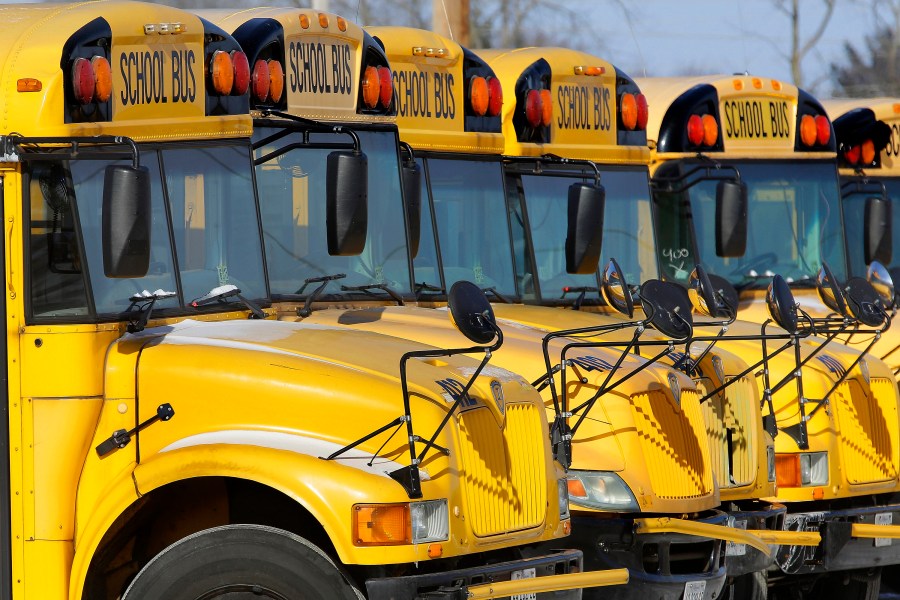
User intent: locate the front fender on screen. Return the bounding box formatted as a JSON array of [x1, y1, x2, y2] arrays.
[[69, 443, 430, 600]]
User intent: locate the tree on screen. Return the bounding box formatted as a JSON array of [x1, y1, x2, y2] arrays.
[[829, 0, 900, 96], [772, 0, 836, 89]]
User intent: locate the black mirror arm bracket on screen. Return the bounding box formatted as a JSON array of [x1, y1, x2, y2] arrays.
[[3, 134, 140, 167], [650, 163, 742, 194]]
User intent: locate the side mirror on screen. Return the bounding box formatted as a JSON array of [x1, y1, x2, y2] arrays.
[[565, 182, 605, 274], [640, 279, 693, 339], [601, 258, 634, 318], [844, 277, 885, 326], [687, 265, 718, 317], [869, 261, 897, 307], [864, 196, 892, 266], [816, 262, 848, 316], [402, 158, 422, 259], [715, 180, 748, 257], [103, 165, 151, 278], [326, 150, 368, 256], [448, 280, 497, 344], [766, 274, 798, 333]]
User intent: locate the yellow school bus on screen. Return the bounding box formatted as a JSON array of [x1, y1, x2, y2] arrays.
[[0, 3, 605, 599], [823, 97, 900, 308], [641, 75, 900, 597], [363, 29, 796, 600], [472, 45, 801, 598], [199, 12, 780, 600]]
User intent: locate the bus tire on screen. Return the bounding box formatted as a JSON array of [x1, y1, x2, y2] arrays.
[[815, 568, 881, 600], [723, 570, 767, 600], [122, 523, 364, 600]]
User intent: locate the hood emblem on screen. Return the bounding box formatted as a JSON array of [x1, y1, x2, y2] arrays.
[[667, 372, 682, 406], [490, 379, 505, 415]]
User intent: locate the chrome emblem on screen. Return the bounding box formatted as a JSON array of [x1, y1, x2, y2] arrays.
[[667, 372, 681, 406], [490, 380, 505, 414]]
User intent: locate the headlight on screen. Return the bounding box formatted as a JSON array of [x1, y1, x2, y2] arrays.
[[567, 470, 639, 511], [410, 499, 449, 544], [775, 452, 828, 487], [558, 478, 570, 520], [353, 499, 449, 546]]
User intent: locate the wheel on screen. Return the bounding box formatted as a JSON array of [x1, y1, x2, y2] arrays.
[[122, 524, 364, 600], [722, 571, 767, 600], [813, 568, 881, 600]]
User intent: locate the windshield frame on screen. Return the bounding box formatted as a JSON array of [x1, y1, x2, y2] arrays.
[[24, 139, 270, 325], [252, 119, 416, 304], [416, 152, 521, 303], [652, 157, 847, 291]]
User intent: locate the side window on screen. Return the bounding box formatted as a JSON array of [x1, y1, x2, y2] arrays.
[[28, 163, 89, 318]]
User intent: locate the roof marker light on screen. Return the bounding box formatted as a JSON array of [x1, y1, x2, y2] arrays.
[[772, 80, 782, 91], [299, 14, 310, 29], [337, 16, 347, 31], [574, 66, 605, 76], [318, 13, 329, 28]]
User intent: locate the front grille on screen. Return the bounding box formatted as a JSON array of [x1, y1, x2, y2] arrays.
[[631, 389, 712, 499], [701, 376, 757, 488], [457, 403, 546, 537], [835, 378, 898, 484]]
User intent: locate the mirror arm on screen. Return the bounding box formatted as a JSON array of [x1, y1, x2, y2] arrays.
[[650, 163, 742, 195], [4, 134, 140, 167], [502, 154, 602, 186], [840, 178, 888, 201]]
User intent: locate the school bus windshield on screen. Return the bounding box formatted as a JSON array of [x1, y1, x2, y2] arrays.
[[842, 178, 900, 277], [28, 143, 265, 321], [654, 160, 847, 289], [254, 126, 411, 297], [419, 157, 518, 297], [518, 167, 658, 302]]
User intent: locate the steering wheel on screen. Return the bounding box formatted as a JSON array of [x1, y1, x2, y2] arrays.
[[730, 252, 777, 277]]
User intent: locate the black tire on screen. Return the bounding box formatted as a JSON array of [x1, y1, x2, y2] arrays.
[[122, 524, 364, 600], [723, 571, 767, 600], [813, 568, 881, 600]]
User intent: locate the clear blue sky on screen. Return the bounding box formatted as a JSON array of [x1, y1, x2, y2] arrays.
[[585, 0, 878, 97]]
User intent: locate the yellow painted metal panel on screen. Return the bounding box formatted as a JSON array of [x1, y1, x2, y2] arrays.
[[835, 379, 897, 484]]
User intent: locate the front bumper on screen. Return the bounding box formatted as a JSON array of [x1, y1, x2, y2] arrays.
[[776, 502, 900, 575], [366, 549, 623, 599], [564, 511, 731, 600], [723, 500, 786, 578]]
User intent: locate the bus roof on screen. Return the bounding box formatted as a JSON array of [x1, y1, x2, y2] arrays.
[[638, 74, 834, 159], [0, 1, 250, 140], [199, 8, 393, 125], [482, 46, 650, 164], [367, 26, 503, 153]]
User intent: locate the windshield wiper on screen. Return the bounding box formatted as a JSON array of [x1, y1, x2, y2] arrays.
[[126, 289, 177, 333], [341, 282, 405, 306], [482, 286, 512, 304], [191, 284, 267, 319], [296, 273, 346, 317], [414, 281, 445, 295], [560, 286, 599, 310]]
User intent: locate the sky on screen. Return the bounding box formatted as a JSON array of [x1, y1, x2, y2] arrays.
[[568, 0, 881, 98]]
